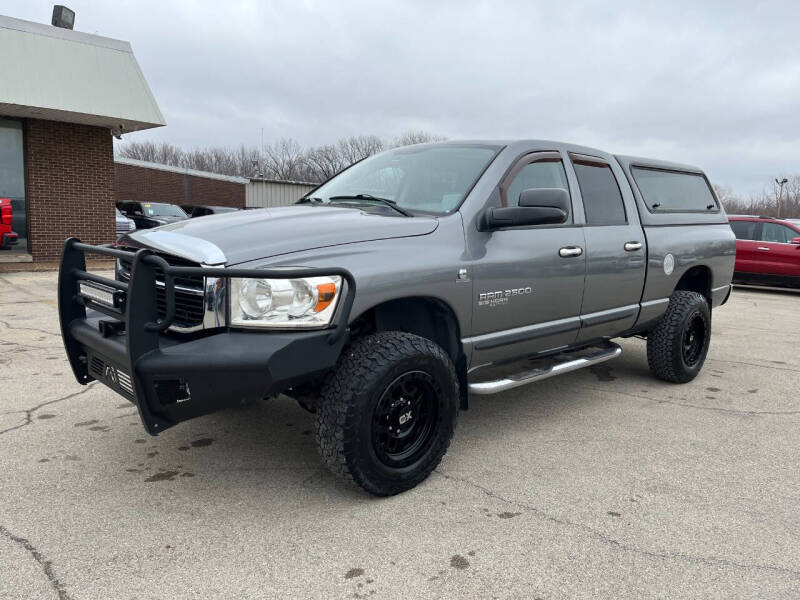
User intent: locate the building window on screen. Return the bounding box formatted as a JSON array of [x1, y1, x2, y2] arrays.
[[0, 119, 27, 253]]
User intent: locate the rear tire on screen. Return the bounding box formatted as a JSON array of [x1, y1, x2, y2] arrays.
[[647, 290, 711, 383], [315, 331, 458, 496]]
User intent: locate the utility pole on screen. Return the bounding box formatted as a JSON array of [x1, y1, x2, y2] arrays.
[[776, 177, 788, 218]]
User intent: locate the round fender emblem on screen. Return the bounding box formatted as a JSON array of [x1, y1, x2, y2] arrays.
[[663, 253, 675, 276]]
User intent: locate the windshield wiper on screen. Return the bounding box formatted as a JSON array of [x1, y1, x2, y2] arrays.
[[328, 194, 412, 216], [296, 196, 324, 204]]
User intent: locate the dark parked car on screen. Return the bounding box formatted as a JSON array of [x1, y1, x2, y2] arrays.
[[116, 202, 188, 229], [180, 205, 239, 218], [729, 215, 800, 288]]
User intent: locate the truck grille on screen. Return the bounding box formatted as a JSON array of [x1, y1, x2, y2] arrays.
[[117, 252, 206, 329]]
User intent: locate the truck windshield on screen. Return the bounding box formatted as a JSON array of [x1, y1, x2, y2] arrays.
[[305, 144, 501, 215], [143, 203, 187, 218]]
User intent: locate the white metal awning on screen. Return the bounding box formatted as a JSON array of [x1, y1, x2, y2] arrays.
[[0, 15, 165, 133]]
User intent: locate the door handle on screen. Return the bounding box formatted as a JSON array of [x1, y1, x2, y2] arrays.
[[559, 246, 583, 258], [757, 246, 771, 251], [624, 241, 642, 251]]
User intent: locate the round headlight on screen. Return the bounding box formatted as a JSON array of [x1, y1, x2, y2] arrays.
[[239, 279, 272, 318], [288, 279, 317, 317]]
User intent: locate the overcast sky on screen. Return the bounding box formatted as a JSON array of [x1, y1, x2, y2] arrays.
[[6, 0, 800, 195]]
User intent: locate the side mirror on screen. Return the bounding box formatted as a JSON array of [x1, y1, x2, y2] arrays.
[[482, 188, 569, 230], [791, 237, 800, 245]]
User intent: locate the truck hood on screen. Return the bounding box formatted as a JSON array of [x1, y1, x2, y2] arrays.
[[121, 205, 439, 265], [145, 215, 187, 226]]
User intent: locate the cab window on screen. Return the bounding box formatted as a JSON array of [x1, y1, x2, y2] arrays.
[[632, 167, 718, 212], [504, 159, 571, 222], [572, 160, 627, 225]]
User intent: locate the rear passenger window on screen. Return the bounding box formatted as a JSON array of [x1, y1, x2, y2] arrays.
[[572, 161, 627, 225], [632, 167, 718, 212], [729, 220, 758, 240]]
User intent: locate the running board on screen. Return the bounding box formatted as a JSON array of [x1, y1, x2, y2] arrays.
[[468, 343, 622, 395]]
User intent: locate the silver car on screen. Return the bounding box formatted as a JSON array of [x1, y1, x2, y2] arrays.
[[115, 208, 136, 239]]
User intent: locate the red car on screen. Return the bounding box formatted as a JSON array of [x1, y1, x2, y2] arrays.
[[729, 215, 800, 288], [0, 198, 18, 249]]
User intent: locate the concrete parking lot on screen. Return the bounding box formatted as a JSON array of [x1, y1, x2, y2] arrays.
[[1, 271, 798, 599]]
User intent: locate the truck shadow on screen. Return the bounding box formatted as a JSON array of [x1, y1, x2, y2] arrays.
[[108, 341, 660, 500], [733, 284, 800, 297]]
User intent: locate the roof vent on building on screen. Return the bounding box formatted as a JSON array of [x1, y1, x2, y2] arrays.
[[51, 5, 75, 29]]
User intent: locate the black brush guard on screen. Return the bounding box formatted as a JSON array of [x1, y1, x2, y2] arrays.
[[58, 238, 356, 435]]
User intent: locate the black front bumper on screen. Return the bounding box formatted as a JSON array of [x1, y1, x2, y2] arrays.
[[58, 239, 355, 435]]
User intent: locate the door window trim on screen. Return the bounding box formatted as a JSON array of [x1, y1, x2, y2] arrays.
[[498, 151, 574, 226]]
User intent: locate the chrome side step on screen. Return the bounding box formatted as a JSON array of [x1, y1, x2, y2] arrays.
[[468, 342, 622, 395]]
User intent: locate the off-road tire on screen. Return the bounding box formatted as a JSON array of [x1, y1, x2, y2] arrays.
[[647, 290, 711, 383], [315, 331, 459, 496]]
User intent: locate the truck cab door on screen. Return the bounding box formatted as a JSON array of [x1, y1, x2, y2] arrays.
[[468, 152, 586, 366], [567, 154, 647, 343]]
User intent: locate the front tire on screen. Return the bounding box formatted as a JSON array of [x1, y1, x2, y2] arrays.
[[647, 290, 711, 383], [315, 331, 459, 496]]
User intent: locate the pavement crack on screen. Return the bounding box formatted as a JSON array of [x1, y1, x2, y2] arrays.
[[0, 319, 61, 338], [580, 386, 800, 416], [0, 524, 73, 600], [434, 471, 800, 579], [0, 384, 95, 436], [707, 358, 800, 374], [0, 339, 58, 352]]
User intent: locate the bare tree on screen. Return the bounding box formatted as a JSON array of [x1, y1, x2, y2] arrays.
[[116, 130, 448, 184], [303, 144, 346, 181], [118, 140, 184, 165], [715, 176, 800, 218], [392, 130, 447, 147], [337, 135, 385, 164], [262, 138, 306, 180]]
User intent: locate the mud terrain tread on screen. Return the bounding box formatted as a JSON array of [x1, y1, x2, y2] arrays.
[[315, 331, 458, 496]]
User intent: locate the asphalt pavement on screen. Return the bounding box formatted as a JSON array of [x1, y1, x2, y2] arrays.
[[1, 271, 798, 599]]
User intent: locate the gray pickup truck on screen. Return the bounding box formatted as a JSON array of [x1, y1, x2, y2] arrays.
[[58, 140, 735, 495]]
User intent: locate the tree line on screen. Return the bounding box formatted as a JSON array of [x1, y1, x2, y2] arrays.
[[116, 131, 445, 184], [715, 178, 800, 218], [118, 135, 799, 218]]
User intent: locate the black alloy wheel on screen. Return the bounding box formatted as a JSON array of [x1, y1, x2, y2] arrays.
[[315, 331, 459, 496], [371, 371, 440, 469]]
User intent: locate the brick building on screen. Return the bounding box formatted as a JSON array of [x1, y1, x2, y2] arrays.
[[113, 157, 316, 211], [115, 158, 248, 209], [0, 14, 164, 265]]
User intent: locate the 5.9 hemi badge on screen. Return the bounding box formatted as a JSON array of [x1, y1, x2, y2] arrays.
[[478, 286, 532, 307]]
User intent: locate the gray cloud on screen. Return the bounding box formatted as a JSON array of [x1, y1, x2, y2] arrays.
[[7, 0, 800, 194]]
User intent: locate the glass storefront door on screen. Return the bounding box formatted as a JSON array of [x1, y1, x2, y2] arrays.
[[0, 119, 27, 253]]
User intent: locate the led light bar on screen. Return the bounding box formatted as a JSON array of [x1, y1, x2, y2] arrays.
[[79, 282, 122, 308]]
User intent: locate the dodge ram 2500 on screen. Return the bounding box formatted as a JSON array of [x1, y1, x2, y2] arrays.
[[59, 140, 735, 495]]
